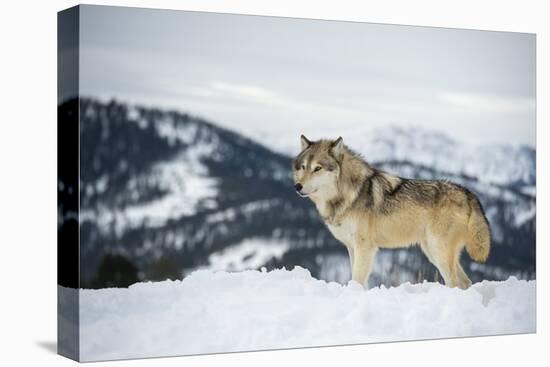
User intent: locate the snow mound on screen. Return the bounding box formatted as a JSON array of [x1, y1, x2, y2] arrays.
[[77, 267, 536, 361]]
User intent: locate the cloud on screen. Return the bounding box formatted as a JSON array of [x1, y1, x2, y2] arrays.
[[440, 92, 535, 114], [190, 81, 290, 107]]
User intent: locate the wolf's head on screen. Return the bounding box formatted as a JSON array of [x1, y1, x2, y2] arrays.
[[292, 135, 344, 199]]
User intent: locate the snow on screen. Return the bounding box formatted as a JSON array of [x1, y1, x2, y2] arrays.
[[155, 116, 199, 145], [74, 267, 536, 361], [207, 238, 290, 271], [359, 126, 535, 186], [514, 205, 536, 227], [120, 150, 218, 227], [204, 200, 282, 225], [521, 186, 536, 197], [80, 145, 219, 235], [81, 107, 226, 234]]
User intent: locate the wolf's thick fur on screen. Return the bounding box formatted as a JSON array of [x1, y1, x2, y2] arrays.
[[293, 135, 491, 289]]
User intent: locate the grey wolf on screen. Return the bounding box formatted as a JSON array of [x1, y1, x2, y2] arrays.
[[293, 135, 491, 289]]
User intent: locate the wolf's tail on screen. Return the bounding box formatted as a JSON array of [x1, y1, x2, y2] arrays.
[[465, 194, 491, 262]]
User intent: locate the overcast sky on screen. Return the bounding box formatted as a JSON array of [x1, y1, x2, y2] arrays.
[[77, 5, 536, 153]]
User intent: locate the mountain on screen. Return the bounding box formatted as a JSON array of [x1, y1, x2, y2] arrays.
[[357, 126, 535, 187], [64, 98, 535, 288]]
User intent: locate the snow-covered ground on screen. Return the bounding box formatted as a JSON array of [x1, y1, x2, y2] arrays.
[[71, 267, 536, 362]]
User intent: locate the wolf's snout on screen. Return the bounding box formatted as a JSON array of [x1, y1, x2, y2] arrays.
[[294, 183, 303, 192]]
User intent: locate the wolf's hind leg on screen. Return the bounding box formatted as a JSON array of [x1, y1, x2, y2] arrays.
[[351, 246, 377, 288], [432, 257, 455, 287], [420, 241, 448, 284], [423, 237, 456, 287], [447, 240, 472, 289], [454, 261, 472, 289]]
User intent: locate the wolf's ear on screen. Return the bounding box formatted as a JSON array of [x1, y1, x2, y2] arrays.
[[300, 134, 312, 150], [331, 137, 344, 158]]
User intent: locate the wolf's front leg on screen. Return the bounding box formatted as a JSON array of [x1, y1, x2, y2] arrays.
[[346, 246, 355, 274], [351, 246, 378, 288]]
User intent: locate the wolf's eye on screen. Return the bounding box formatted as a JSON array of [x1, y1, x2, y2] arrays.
[[313, 166, 322, 172], [301, 165, 305, 170]]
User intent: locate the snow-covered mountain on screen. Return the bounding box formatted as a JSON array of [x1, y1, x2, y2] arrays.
[[65, 98, 535, 288], [355, 126, 535, 187]]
